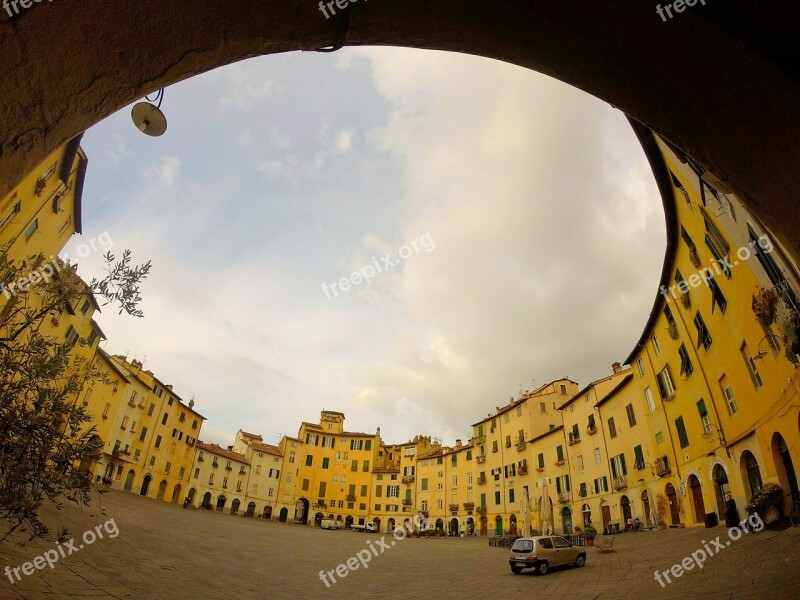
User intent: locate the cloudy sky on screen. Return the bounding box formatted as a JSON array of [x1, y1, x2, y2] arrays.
[[65, 47, 666, 448]]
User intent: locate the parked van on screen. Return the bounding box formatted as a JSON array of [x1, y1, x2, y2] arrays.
[[320, 519, 338, 530]]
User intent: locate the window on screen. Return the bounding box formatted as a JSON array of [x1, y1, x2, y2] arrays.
[[351, 460, 358, 472], [194, 468, 200, 479], [675, 416, 689, 448], [556, 445, 564, 462], [322, 457, 329, 469], [102, 402, 110, 418], [509, 489, 515, 503], [306, 434, 318, 445], [165, 462, 171, 475], [702, 207, 731, 277], [655, 431, 664, 444], [587, 414, 596, 430], [23, 218, 38, 240], [362, 460, 370, 472], [579, 483, 587, 497], [633, 445, 645, 470], [0, 201, 20, 231], [302, 479, 310, 491], [651, 334, 661, 355], [721, 380, 737, 415], [657, 366, 676, 399], [365, 440, 371, 450], [694, 312, 712, 350], [576, 455, 584, 472], [64, 325, 79, 345], [147, 403, 155, 416], [452, 475, 458, 487], [560, 384, 567, 394], [625, 403, 636, 427], [697, 399, 712, 434], [139, 426, 147, 441], [680, 225, 697, 255], [645, 387, 656, 413], [594, 477, 609, 493], [494, 491, 501, 505], [161, 413, 168, 426], [86, 329, 98, 346], [741, 342, 763, 389], [289, 451, 295, 463], [421, 478, 428, 491], [704, 272, 728, 314], [537, 453, 544, 469], [154, 435, 162, 449], [636, 357, 645, 376], [607, 418, 617, 439], [322, 437, 334, 448], [350, 439, 363, 451], [664, 305, 675, 325], [208, 473, 214, 485], [80, 299, 90, 315], [594, 448, 601, 465], [610, 454, 627, 478], [555, 475, 570, 494], [149, 456, 156, 466], [387, 485, 399, 498], [304, 455, 313, 467], [678, 344, 694, 378]]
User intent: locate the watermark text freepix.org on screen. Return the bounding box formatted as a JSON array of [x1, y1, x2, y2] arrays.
[[3, 0, 54, 18], [4, 518, 119, 585], [659, 233, 773, 303], [0, 231, 113, 300], [319, 513, 427, 588], [653, 512, 763, 588], [321, 233, 435, 300], [656, 0, 708, 22], [318, 0, 364, 20]]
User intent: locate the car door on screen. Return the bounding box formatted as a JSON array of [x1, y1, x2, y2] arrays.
[[552, 536, 574, 564], [537, 537, 555, 564]]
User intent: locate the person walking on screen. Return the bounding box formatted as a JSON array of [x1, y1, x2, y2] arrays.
[[725, 494, 739, 527]]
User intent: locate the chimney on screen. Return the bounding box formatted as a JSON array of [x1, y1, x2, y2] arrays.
[[188, 399, 195, 409], [612, 362, 622, 374], [455, 439, 462, 448]]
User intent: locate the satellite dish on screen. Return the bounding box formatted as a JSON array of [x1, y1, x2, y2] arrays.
[[131, 102, 167, 137]]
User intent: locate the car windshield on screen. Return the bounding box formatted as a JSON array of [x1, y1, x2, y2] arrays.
[[511, 539, 534, 553]]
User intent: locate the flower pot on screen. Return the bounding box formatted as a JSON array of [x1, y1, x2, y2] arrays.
[[764, 505, 780, 525], [586, 539, 594, 546]]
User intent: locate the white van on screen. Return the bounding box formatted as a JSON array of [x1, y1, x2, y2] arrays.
[[320, 518, 338, 529]]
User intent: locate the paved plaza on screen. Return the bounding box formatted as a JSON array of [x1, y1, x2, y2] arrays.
[[1, 491, 799, 599]]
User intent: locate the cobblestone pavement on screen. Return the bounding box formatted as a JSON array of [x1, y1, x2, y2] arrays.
[[1, 491, 798, 599]]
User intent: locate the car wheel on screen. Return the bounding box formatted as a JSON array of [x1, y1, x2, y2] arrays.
[[511, 566, 523, 574], [574, 554, 586, 567], [536, 561, 549, 575]]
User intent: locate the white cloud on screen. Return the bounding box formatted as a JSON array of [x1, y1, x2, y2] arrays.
[[142, 155, 181, 188]]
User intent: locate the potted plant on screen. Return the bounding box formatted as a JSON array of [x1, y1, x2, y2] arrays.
[[745, 482, 783, 525], [752, 287, 778, 327], [583, 525, 597, 546], [668, 321, 679, 340]]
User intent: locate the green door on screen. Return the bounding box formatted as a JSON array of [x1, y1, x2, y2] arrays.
[[495, 515, 503, 535]]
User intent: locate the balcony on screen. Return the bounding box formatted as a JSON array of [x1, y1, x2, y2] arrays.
[[586, 425, 597, 436], [402, 499, 412, 506], [518, 465, 528, 475], [474, 434, 486, 445], [476, 455, 486, 464], [477, 475, 487, 485], [568, 434, 581, 446], [449, 503, 459, 512], [463, 502, 475, 512], [614, 476, 627, 490], [476, 505, 487, 516], [239, 469, 246, 475], [127, 399, 136, 408], [554, 459, 565, 467], [211, 461, 219, 468], [655, 457, 671, 477], [111, 448, 120, 457], [347, 494, 356, 502], [536, 466, 545, 473], [505, 440, 512, 448], [516, 441, 526, 452], [402, 475, 415, 484], [314, 501, 327, 509], [225, 464, 233, 471], [558, 492, 570, 503]]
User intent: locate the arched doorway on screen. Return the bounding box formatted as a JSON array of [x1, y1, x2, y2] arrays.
[[600, 501, 611, 533], [202, 491, 212, 508], [314, 512, 324, 526], [665, 484, 680, 525], [294, 498, 309, 524], [508, 514, 517, 536], [263, 506, 272, 519], [279, 507, 289, 522], [216, 495, 227, 512], [171, 484, 182, 503], [466, 517, 475, 535], [450, 518, 459, 535], [641, 491, 652, 527], [712, 465, 730, 521], [102, 462, 114, 485], [480, 516, 488, 536], [140, 474, 152, 497], [246, 502, 256, 517], [740, 451, 763, 497], [435, 518, 444, 531], [494, 515, 503, 536], [771, 433, 799, 515], [620, 495, 632, 525], [157, 480, 167, 500], [345, 515, 354, 529], [187, 488, 196, 505], [123, 470, 135, 492], [561, 506, 573, 533], [582, 504, 592, 527], [373, 517, 381, 531], [387, 518, 396, 532], [688, 475, 705, 524], [231, 499, 241, 515]]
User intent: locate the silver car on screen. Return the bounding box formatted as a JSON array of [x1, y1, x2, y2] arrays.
[[509, 536, 587, 575]]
